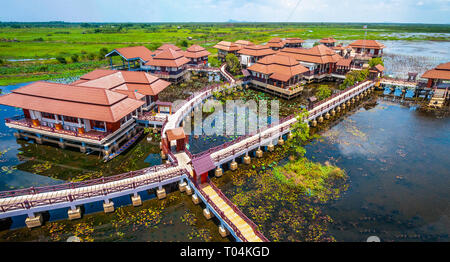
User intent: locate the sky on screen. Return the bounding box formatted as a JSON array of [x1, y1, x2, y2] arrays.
[[0, 0, 449, 24]]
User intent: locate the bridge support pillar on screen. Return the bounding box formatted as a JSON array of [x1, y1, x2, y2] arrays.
[[346, 101, 351, 107], [311, 120, 317, 127], [318, 116, 324, 123], [337, 106, 342, 112], [103, 201, 115, 213], [243, 154, 251, 165], [185, 185, 193, 196], [25, 213, 43, 229], [160, 151, 167, 160], [219, 224, 230, 238], [157, 188, 167, 199], [267, 143, 274, 152], [68, 207, 82, 220], [331, 109, 336, 116], [278, 137, 284, 146], [256, 147, 263, 158], [179, 181, 187, 192], [203, 208, 214, 220], [325, 113, 331, 120], [131, 194, 142, 207], [192, 194, 201, 205], [230, 160, 238, 171], [215, 167, 223, 177]]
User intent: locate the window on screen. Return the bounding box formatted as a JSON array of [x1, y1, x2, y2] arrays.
[[41, 112, 55, 119], [63, 116, 78, 123]]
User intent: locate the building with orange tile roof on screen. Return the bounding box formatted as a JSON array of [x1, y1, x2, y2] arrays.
[[183, 44, 211, 65], [142, 48, 190, 82], [422, 62, 450, 89], [284, 37, 305, 48], [266, 37, 286, 51], [105, 46, 155, 70], [234, 40, 254, 48], [319, 37, 337, 47], [213, 41, 241, 61], [278, 44, 343, 78], [247, 54, 309, 99], [238, 45, 276, 67], [348, 39, 385, 58]]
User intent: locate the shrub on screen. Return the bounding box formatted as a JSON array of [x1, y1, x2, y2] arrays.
[[316, 85, 332, 100], [56, 56, 67, 64], [98, 48, 109, 60], [225, 53, 241, 75], [369, 57, 384, 68], [71, 54, 79, 63]]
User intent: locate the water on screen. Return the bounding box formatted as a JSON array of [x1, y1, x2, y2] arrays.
[[305, 99, 450, 241]]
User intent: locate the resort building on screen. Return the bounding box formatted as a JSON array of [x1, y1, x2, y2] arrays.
[[183, 45, 211, 66], [246, 54, 309, 99], [238, 45, 276, 68], [141, 48, 190, 82], [335, 58, 354, 75], [284, 37, 305, 48], [369, 64, 385, 79], [348, 39, 385, 58], [319, 37, 337, 48], [234, 40, 255, 49], [73, 69, 171, 111], [278, 44, 342, 80], [105, 46, 155, 70], [422, 62, 450, 89], [213, 41, 241, 61], [0, 81, 146, 157], [266, 37, 286, 51]]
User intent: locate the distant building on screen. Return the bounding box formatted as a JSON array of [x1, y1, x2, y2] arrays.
[[142, 48, 190, 83], [234, 40, 255, 49], [319, 37, 337, 48], [183, 45, 211, 65], [105, 46, 155, 70], [266, 37, 286, 51], [213, 41, 241, 61], [422, 62, 450, 89], [278, 44, 342, 80], [247, 54, 309, 99], [284, 37, 305, 48], [238, 45, 275, 68], [348, 39, 385, 58]]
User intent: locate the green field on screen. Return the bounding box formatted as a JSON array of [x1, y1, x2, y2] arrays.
[[0, 22, 449, 85]]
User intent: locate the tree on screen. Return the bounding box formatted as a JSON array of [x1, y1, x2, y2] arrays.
[[285, 109, 310, 158], [369, 57, 384, 68], [180, 40, 188, 47], [208, 56, 220, 68], [98, 47, 109, 60], [71, 54, 79, 63], [0, 58, 3, 65], [316, 85, 332, 100], [56, 56, 67, 64], [225, 53, 241, 75]]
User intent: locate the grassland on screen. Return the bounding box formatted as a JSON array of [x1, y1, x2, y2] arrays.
[[0, 22, 449, 85]]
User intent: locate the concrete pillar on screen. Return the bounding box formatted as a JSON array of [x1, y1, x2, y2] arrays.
[[346, 101, 351, 107], [318, 116, 324, 123], [219, 225, 230, 238], [243, 154, 251, 165], [192, 194, 201, 205], [203, 208, 214, 220], [103, 201, 115, 213], [179, 181, 187, 192], [215, 167, 223, 177], [325, 113, 331, 120], [156, 188, 167, 199], [230, 160, 238, 171], [160, 151, 167, 160], [25, 213, 43, 228], [331, 109, 336, 116], [35, 137, 43, 144], [185, 185, 193, 196], [267, 143, 274, 152], [278, 137, 284, 145], [311, 120, 317, 127], [131, 194, 142, 207], [256, 147, 263, 158], [68, 207, 82, 220]]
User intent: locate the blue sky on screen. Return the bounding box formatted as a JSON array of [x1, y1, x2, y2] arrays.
[[1, 0, 449, 24]]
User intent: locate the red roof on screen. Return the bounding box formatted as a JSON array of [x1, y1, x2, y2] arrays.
[[213, 41, 241, 52], [422, 62, 450, 80], [166, 127, 186, 141], [278, 45, 342, 64], [106, 46, 155, 62], [319, 37, 337, 44], [192, 154, 216, 175], [349, 40, 385, 49], [235, 40, 254, 48], [145, 49, 190, 68], [0, 82, 144, 122], [247, 54, 309, 82], [183, 44, 211, 59], [238, 45, 276, 57], [284, 37, 305, 44], [266, 37, 286, 48], [76, 70, 171, 96], [336, 58, 353, 67], [157, 44, 182, 52]]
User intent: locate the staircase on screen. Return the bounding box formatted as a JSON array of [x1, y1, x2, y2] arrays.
[[429, 88, 448, 108]]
